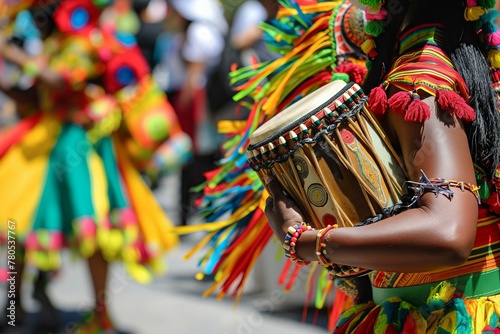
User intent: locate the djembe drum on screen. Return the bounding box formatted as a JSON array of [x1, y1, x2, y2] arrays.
[[247, 80, 407, 277]]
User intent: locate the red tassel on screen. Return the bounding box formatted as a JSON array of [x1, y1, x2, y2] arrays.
[[335, 62, 368, 85], [388, 91, 412, 115], [484, 168, 500, 215], [405, 95, 431, 122], [436, 89, 475, 122], [368, 85, 388, 116], [483, 190, 500, 215], [328, 288, 349, 331]]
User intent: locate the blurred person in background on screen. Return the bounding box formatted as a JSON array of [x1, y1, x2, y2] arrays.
[[0, 0, 185, 332], [158, 0, 228, 225], [230, 0, 279, 66], [132, 0, 168, 71]]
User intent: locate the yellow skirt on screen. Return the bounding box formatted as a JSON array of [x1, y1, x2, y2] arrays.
[[0, 114, 178, 283]]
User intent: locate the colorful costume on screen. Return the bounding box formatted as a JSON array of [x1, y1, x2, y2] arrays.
[[0, 0, 191, 283], [331, 0, 500, 330], [179, 0, 367, 315], [184, 0, 500, 333]]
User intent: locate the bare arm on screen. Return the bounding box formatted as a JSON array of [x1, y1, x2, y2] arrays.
[[1, 43, 65, 90], [265, 92, 478, 273]]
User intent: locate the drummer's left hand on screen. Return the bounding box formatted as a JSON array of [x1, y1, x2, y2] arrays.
[[264, 175, 306, 243]]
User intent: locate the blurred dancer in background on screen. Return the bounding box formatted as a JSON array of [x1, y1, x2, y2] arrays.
[[132, 0, 168, 71], [0, 0, 187, 332]]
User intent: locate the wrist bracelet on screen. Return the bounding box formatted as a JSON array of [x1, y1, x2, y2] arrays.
[[315, 224, 365, 277], [283, 222, 313, 266], [315, 224, 337, 265]]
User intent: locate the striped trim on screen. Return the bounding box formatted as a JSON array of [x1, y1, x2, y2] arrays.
[[372, 214, 500, 288], [382, 25, 470, 102]]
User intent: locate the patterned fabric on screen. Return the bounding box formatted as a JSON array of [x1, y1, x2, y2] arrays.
[[335, 282, 500, 333], [370, 211, 500, 290], [367, 24, 475, 123]]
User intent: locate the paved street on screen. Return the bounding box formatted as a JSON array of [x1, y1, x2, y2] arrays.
[[1, 175, 332, 334]]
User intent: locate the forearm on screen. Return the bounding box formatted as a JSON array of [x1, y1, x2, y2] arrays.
[[296, 191, 478, 272], [296, 100, 479, 273], [2, 45, 65, 89]]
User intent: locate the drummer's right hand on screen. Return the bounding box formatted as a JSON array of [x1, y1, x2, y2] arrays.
[[263, 175, 306, 243]]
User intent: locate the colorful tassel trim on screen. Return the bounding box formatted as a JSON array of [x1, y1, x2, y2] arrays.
[[332, 281, 500, 334], [368, 25, 475, 123], [15, 209, 163, 283]]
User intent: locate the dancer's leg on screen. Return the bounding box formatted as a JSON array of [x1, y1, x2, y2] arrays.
[[79, 252, 114, 333]]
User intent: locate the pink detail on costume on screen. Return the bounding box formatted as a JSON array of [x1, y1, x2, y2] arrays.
[[80, 217, 97, 238], [120, 208, 137, 226], [25, 233, 39, 249], [466, 0, 479, 6], [0, 268, 8, 282], [98, 48, 113, 62], [136, 242, 151, 264], [365, 6, 388, 21], [49, 232, 65, 249], [485, 31, 500, 47]]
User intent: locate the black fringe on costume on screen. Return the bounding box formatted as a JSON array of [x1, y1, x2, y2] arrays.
[[451, 44, 500, 177], [363, 0, 500, 178]]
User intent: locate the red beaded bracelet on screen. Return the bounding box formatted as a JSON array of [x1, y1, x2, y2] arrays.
[[283, 222, 314, 266]]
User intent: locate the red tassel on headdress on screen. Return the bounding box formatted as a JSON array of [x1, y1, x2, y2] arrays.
[[368, 84, 388, 116], [436, 89, 476, 122], [405, 93, 431, 122], [388, 91, 412, 115]]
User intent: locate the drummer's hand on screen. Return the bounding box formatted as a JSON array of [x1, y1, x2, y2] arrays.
[[264, 175, 306, 243]]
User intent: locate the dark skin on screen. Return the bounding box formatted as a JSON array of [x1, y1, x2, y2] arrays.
[[264, 89, 479, 273]]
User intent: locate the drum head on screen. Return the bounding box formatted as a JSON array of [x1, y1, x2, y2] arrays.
[[249, 80, 350, 146]]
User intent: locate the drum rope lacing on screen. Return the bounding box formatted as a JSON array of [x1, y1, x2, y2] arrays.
[[249, 95, 368, 172]]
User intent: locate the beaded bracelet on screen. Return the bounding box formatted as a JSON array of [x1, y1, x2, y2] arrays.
[[315, 224, 338, 266], [283, 222, 314, 266], [315, 224, 366, 277], [406, 170, 481, 205]]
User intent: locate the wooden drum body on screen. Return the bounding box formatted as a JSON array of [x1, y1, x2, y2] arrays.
[[248, 80, 407, 234]]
